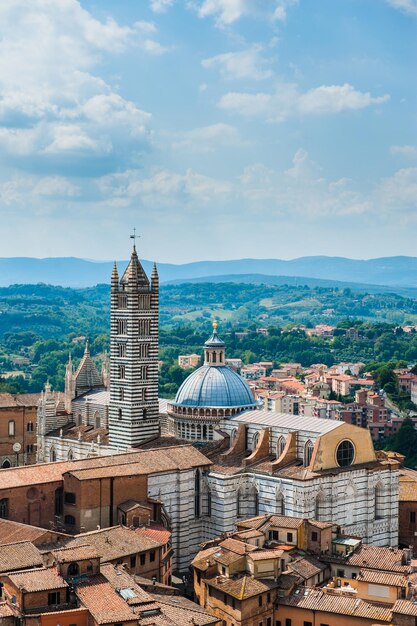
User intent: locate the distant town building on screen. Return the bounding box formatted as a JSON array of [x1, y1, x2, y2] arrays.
[[178, 354, 201, 369]]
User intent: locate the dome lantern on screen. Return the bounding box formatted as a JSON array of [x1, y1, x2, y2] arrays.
[[204, 319, 225, 366]]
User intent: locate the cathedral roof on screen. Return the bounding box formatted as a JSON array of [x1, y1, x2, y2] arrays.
[[74, 343, 102, 390], [120, 246, 150, 289], [173, 365, 257, 409]]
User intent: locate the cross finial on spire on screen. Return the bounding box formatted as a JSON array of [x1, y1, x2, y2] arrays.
[[130, 227, 140, 251], [213, 318, 218, 332]]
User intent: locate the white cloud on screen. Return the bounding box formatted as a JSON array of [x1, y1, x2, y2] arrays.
[[390, 145, 417, 157], [218, 83, 390, 120], [99, 168, 232, 208], [386, 0, 417, 16], [171, 123, 242, 152], [378, 167, 417, 212], [0, 1, 164, 173], [193, 0, 298, 26], [150, 0, 175, 12], [202, 46, 272, 80]]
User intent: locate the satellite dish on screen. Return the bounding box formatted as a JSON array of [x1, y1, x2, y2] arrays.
[[13, 443, 21, 453]]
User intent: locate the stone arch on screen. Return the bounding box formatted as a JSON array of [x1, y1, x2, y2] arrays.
[[304, 440, 314, 467], [277, 435, 286, 458], [230, 428, 237, 444], [202, 483, 212, 517], [77, 413, 82, 426], [252, 431, 260, 449], [276, 491, 285, 516], [374, 482, 384, 520], [94, 411, 100, 429], [67, 449, 74, 461], [1, 459, 11, 469], [50, 447, 57, 462]]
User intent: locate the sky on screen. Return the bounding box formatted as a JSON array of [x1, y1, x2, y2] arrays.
[[0, 0, 416, 263]]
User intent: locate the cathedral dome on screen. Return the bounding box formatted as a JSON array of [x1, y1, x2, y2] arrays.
[[173, 364, 257, 409]]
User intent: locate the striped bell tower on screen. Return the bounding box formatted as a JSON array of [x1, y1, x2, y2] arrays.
[[108, 238, 160, 449]]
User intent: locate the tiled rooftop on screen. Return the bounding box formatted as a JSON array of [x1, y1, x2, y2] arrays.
[[206, 574, 278, 600], [51, 544, 100, 564], [67, 525, 162, 562], [76, 574, 136, 624], [6, 567, 68, 592], [346, 545, 409, 573], [0, 541, 43, 573]]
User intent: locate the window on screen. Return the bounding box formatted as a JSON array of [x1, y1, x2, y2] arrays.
[[140, 554, 146, 566], [27, 422, 34, 432], [118, 408, 122, 420], [277, 436, 286, 457], [8, 421, 15, 437], [138, 319, 151, 335], [223, 593, 227, 605], [0, 499, 9, 519], [285, 620, 292, 626], [375, 484, 384, 520], [117, 319, 127, 335], [26, 444, 34, 454], [118, 343, 127, 357], [64, 492, 76, 505], [336, 440, 355, 467], [150, 551, 155, 562], [130, 556, 136, 568], [267, 592, 271, 603], [304, 440, 314, 467], [119, 388, 125, 401], [267, 619, 272, 626], [68, 563, 80, 577], [118, 294, 127, 309], [276, 622, 282, 626], [258, 596, 262, 607], [118, 365, 126, 379], [138, 343, 149, 358], [287, 532, 293, 542], [410, 511, 416, 524], [64, 515, 75, 526], [48, 591, 60, 605], [336, 569, 345, 578], [303, 622, 313, 626], [195, 470, 201, 519], [311, 531, 318, 542]]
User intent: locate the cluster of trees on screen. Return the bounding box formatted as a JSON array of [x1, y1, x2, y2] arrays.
[[379, 418, 417, 468]]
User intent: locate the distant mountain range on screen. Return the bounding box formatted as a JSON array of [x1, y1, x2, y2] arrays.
[[0, 255, 416, 292]]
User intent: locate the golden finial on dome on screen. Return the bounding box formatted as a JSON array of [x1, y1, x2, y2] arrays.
[[213, 318, 218, 331]]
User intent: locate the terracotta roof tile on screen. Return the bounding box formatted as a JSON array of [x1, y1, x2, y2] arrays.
[[247, 550, 284, 561], [356, 569, 407, 587], [281, 587, 392, 621], [135, 526, 171, 545], [5, 567, 68, 592], [0, 519, 68, 546], [0, 541, 43, 573], [51, 544, 100, 563], [68, 525, 162, 562], [76, 574, 137, 624], [392, 599, 417, 616], [206, 575, 278, 600], [346, 545, 409, 573]]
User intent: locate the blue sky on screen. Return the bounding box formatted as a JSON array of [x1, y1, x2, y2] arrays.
[[0, 0, 416, 262]]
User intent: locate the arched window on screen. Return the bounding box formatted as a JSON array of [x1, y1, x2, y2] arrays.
[[375, 484, 384, 520], [94, 412, 100, 429], [8, 421, 15, 437], [67, 450, 74, 461], [304, 440, 314, 467], [50, 448, 57, 462], [143, 409, 147, 420], [277, 436, 286, 458], [315, 493, 326, 521], [208, 425, 213, 441], [276, 492, 285, 516], [202, 486, 212, 517], [68, 562, 80, 577], [252, 431, 260, 450], [191, 424, 196, 440], [1, 459, 11, 469], [202, 425, 207, 439], [237, 489, 242, 517], [118, 408, 122, 420], [195, 470, 201, 519], [77, 413, 82, 426], [212, 352, 217, 363], [230, 429, 237, 444], [64, 515, 75, 526], [27, 422, 34, 432]]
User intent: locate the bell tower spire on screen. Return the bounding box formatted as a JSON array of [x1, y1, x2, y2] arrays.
[[108, 233, 160, 449]]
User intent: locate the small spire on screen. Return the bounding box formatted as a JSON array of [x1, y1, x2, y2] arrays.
[[151, 261, 158, 277], [111, 261, 119, 279], [213, 318, 218, 332]]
